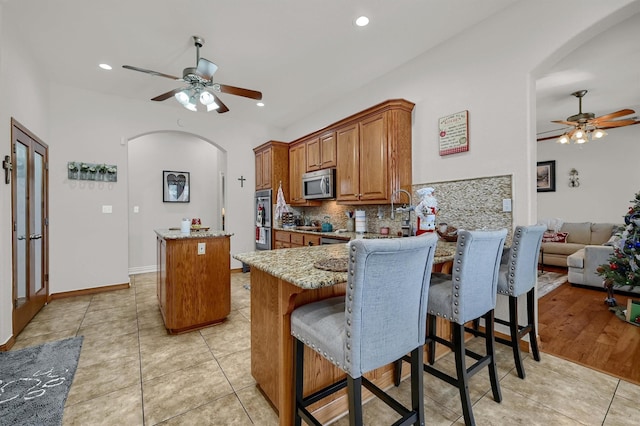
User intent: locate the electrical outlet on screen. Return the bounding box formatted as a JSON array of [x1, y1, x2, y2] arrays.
[[502, 199, 512, 212], [197, 242, 206, 255], [102, 205, 112, 214], [133, 206, 139, 213]]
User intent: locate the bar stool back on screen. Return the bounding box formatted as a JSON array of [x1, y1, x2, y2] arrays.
[[291, 235, 438, 425], [424, 229, 507, 426]]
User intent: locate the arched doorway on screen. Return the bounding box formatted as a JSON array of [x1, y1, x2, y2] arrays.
[[127, 131, 227, 275]]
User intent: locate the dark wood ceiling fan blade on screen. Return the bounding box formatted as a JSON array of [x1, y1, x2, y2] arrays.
[[590, 109, 635, 124], [537, 134, 563, 142], [212, 94, 229, 113], [151, 88, 184, 101], [122, 65, 181, 80], [218, 84, 262, 100], [598, 119, 638, 128], [196, 58, 218, 80], [551, 120, 579, 126]]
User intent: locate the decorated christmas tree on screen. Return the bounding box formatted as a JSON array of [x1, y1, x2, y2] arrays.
[[597, 191, 640, 306]]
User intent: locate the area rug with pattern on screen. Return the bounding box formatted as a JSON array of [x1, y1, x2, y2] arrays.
[[537, 271, 568, 298], [0, 336, 83, 426]]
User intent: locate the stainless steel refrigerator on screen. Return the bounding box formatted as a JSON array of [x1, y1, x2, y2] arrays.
[[255, 189, 272, 250]]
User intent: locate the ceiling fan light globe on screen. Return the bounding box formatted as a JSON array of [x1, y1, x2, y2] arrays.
[[199, 91, 215, 105], [175, 91, 190, 105], [184, 101, 197, 112], [571, 128, 585, 140], [557, 134, 570, 144], [575, 137, 587, 144], [592, 129, 607, 139], [206, 102, 219, 112]]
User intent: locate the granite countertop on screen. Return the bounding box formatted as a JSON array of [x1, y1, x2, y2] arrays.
[[235, 244, 349, 290], [234, 240, 456, 290], [155, 228, 234, 239]]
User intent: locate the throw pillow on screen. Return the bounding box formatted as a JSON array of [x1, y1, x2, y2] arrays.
[[603, 235, 620, 247], [542, 231, 569, 243]]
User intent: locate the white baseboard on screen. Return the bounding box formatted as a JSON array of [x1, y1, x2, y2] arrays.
[[128, 265, 157, 275]]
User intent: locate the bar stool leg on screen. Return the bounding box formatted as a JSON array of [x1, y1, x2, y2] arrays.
[[293, 338, 304, 426], [393, 359, 403, 386], [411, 347, 425, 426], [508, 295, 526, 379], [484, 310, 502, 402], [453, 324, 474, 426], [347, 376, 363, 425], [427, 314, 437, 365], [527, 288, 541, 362]]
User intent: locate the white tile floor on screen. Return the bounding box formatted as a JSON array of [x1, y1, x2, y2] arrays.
[[9, 272, 640, 425]]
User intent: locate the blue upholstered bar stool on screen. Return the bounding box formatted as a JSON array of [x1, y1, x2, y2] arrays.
[[424, 229, 507, 426], [291, 235, 438, 425], [493, 224, 546, 378]]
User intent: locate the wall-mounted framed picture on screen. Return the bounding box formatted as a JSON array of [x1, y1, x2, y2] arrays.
[[163, 170, 190, 202], [536, 160, 556, 192], [439, 110, 469, 156]]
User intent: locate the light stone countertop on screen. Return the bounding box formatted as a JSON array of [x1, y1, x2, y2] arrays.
[[234, 240, 456, 290], [155, 228, 233, 239], [234, 244, 349, 290]]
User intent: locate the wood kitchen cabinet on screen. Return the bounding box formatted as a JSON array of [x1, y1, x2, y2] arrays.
[[288, 142, 320, 207], [336, 100, 413, 204], [273, 230, 322, 248], [156, 230, 231, 334], [287, 99, 414, 206], [306, 131, 336, 172], [253, 141, 290, 195]]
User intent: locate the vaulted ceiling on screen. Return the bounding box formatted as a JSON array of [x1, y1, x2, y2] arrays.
[[3, 0, 639, 135]]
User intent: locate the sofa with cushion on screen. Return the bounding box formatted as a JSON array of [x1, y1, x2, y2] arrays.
[[567, 234, 640, 294], [538, 221, 617, 268]]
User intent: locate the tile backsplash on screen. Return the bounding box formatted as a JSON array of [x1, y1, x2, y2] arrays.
[[284, 174, 513, 241]]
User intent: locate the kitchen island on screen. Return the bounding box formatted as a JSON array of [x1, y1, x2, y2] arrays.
[[156, 229, 233, 334], [234, 240, 455, 425]]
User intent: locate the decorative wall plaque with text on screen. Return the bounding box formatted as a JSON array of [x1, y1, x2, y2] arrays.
[[438, 110, 469, 156]]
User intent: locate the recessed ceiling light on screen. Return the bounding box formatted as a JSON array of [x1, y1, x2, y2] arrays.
[[99, 63, 112, 70], [355, 16, 369, 27], [256, 102, 265, 107]]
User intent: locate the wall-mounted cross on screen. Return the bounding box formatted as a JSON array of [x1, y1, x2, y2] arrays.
[[238, 175, 246, 188]]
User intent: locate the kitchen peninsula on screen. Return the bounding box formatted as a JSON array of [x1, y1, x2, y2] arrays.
[[234, 240, 455, 425], [156, 229, 232, 334]]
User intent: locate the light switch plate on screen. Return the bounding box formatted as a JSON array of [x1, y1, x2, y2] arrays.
[[102, 205, 113, 214], [502, 199, 512, 212], [197, 242, 206, 255]]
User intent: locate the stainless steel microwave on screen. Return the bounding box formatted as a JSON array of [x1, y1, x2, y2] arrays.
[[302, 168, 335, 199]]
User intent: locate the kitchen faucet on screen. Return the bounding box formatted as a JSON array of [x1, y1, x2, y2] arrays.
[[390, 189, 414, 236]]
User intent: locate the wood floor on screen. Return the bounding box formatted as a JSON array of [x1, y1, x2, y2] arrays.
[[538, 268, 640, 385]]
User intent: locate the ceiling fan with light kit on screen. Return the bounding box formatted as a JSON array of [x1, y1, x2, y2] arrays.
[[537, 90, 638, 143], [123, 35, 262, 113]]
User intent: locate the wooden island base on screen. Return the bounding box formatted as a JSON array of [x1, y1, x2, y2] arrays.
[[156, 230, 231, 334]]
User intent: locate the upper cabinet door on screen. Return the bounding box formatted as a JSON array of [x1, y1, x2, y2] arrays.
[[358, 113, 387, 201], [320, 131, 336, 169], [336, 123, 360, 202], [305, 137, 321, 172], [289, 143, 306, 204]]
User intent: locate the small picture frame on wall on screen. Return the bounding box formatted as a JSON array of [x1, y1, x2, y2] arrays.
[[536, 161, 556, 192], [163, 170, 190, 202]]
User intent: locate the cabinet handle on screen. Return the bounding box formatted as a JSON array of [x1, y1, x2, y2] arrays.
[[29, 234, 42, 240]]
